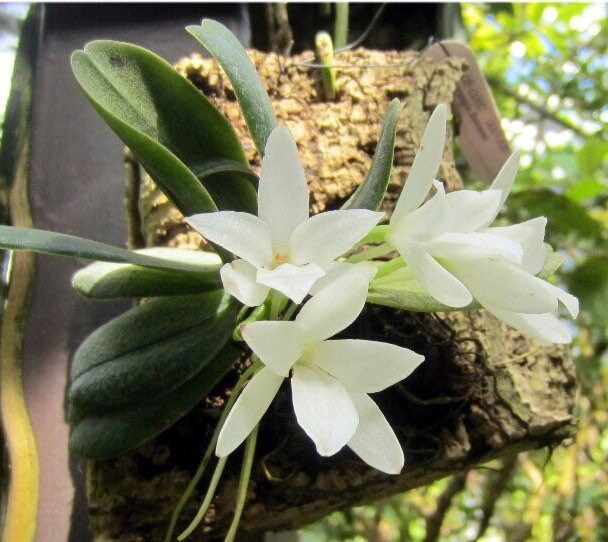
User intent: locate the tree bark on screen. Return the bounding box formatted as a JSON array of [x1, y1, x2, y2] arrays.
[[88, 49, 577, 541]]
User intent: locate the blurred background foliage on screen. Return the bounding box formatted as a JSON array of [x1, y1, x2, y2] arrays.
[[304, 3, 608, 541]]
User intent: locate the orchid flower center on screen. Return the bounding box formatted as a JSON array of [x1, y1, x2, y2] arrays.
[[298, 344, 316, 368], [274, 252, 291, 266]]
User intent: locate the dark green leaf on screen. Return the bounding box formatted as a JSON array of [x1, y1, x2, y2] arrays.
[[187, 20, 277, 154], [192, 159, 259, 214], [0, 226, 214, 272], [342, 99, 402, 211], [69, 291, 237, 412], [72, 248, 222, 299], [69, 344, 239, 459], [72, 40, 256, 214]]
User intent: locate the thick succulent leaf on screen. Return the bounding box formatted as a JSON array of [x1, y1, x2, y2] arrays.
[[71, 41, 256, 214], [368, 248, 564, 313], [72, 248, 222, 299], [342, 99, 402, 211], [192, 159, 258, 214], [187, 20, 277, 154], [69, 344, 239, 459], [368, 271, 479, 312], [69, 291, 237, 412], [0, 226, 216, 272]]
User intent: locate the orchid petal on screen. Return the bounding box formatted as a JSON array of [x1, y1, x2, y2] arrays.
[[216, 367, 284, 457], [390, 181, 448, 242], [490, 150, 521, 210], [445, 259, 558, 314], [444, 189, 503, 232], [258, 126, 310, 251], [241, 321, 306, 377], [296, 266, 375, 341], [426, 232, 524, 264], [486, 305, 572, 344], [348, 394, 404, 474], [290, 209, 384, 266], [535, 279, 579, 318], [309, 261, 376, 295], [392, 104, 448, 222], [186, 211, 273, 267], [291, 364, 359, 456], [313, 339, 424, 393], [390, 238, 473, 308], [220, 260, 269, 307], [256, 262, 325, 304], [484, 217, 547, 274]]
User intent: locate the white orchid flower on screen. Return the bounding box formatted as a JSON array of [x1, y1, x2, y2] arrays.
[[215, 265, 424, 474], [186, 126, 384, 306], [384, 104, 578, 343]]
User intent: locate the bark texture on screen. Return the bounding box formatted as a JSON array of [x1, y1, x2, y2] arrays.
[[127, 49, 467, 250], [87, 49, 577, 541]]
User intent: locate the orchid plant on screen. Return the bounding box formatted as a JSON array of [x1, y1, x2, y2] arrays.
[[0, 18, 578, 542]]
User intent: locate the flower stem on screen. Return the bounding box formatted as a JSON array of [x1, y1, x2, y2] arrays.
[[177, 456, 228, 541], [282, 302, 298, 321], [224, 425, 259, 542], [233, 303, 270, 341], [269, 290, 288, 320], [165, 363, 260, 542], [346, 243, 393, 263]]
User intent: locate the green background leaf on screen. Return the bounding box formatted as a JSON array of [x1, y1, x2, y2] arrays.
[[505, 188, 604, 242], [565, 255, 608, 333]]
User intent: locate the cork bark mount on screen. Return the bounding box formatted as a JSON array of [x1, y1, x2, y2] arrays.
[[87, 49, 578, 541]]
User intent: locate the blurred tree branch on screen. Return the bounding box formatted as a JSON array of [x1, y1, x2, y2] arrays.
[[423, 472, 468, 542]]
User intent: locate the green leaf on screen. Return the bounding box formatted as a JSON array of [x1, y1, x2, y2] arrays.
[[368, 247, 567, 312], [192, 159, 259, 213], [69, 291, 237, 412], [368, 268, 479, 312], [342, 99, 402, 211], [72, 248, 222, 299], [72, 40, 256, 214], [576, 137, 608, 179], [187, 20, 278, 155], [0, 226, 215, 272], [69, 344, 239, 459]]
